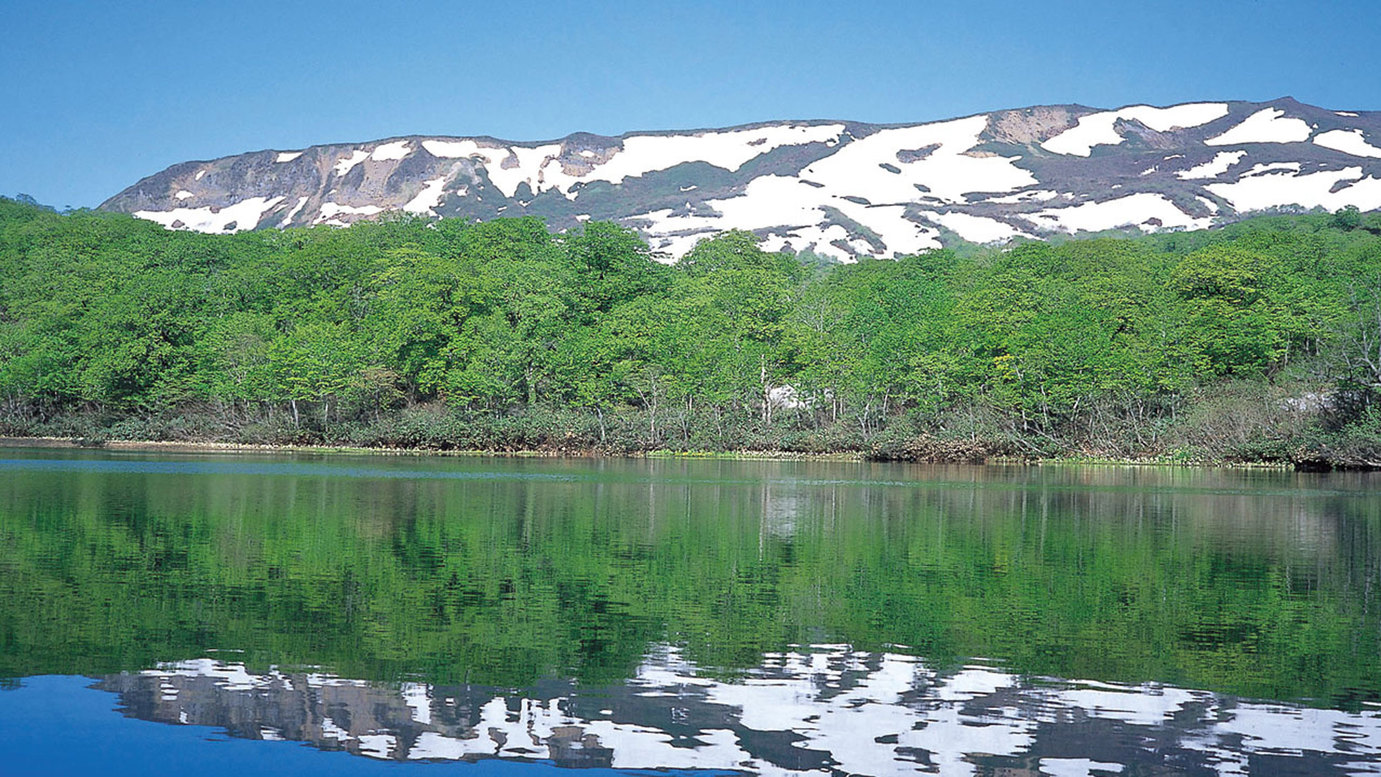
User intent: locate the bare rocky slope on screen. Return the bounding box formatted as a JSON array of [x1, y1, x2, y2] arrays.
[[101, 98, 1381, 261]]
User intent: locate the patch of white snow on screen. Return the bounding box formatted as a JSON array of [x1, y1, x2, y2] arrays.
[[1040, 758, 1125, 777], [1043, 103, 1229, 156], [931, 212, 1026, 243], [1240, 162, 1302, 177], [1205, 108, 1312, 146], [317, 202, 384, 222], [135, 196, 284, 233], [1177, 151, 1246, 180], [585, 124, 846, 188], [370, 141, 412, 161], [1208, 166, 1381, 212], [987, 190, 1061, 204], [1314, 129, 1381, 158], [279, 196, 309, 228], [333, 149, 370, 176], [1022, 193, 1209, 233], [403, 177, 448, 215]]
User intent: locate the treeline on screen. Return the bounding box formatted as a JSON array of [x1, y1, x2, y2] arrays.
[[2, 196, 1381, 465]]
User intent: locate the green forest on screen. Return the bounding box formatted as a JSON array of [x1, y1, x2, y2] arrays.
[[2, 196, 1381, 466]]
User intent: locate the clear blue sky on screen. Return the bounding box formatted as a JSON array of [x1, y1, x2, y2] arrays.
[[4, 0, 1380, 208]]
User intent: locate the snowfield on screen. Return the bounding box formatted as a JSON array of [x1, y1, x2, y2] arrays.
[[1022, 193, 1210, 234], [1177, 151, 1246, 180], [1042, 103, 1228, 156], [1314, 129, 1381, 158], [370, 141, 412, 161], [403, 177, 449, 215], [1207, 166, 1381, 212], [135, 196, 284, 233], [931, 212, 1028, 243], [1206, 108, 1313, 146], [422, 125, 846, 200]]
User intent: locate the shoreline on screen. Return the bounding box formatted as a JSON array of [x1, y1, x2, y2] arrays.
[[0, 435, 1305, 469], [0, 435, 863, 462]]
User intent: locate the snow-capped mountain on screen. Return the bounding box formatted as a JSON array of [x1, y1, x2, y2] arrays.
[[100, 97, 1381, 261]]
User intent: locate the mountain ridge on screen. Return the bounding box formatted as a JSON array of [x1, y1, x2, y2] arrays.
[[101, 98, 1381, 261]]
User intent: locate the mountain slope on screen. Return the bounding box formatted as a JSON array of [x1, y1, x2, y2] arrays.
[[100, 98, 1381, 261]]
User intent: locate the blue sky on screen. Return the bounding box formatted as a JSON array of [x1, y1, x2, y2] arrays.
[[4, 0, 1380, 208]]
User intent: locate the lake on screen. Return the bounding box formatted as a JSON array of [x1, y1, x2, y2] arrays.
[[1, 449, 1379, 775]]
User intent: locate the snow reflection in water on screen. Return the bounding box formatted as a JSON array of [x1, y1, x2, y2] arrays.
[[97, 645, 1381, 776]]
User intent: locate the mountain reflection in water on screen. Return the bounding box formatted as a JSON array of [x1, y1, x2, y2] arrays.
[[4, 452, 1381, 774], [100, 645, 1381, 776]]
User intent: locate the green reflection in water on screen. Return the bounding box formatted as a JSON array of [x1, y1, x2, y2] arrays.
[[0, 451, 1378, 708]]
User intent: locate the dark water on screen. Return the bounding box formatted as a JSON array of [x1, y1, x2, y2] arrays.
[[1, 449, 1380, 775]]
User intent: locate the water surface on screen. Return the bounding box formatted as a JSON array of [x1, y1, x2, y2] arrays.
[[1, 449, 1379, 774]]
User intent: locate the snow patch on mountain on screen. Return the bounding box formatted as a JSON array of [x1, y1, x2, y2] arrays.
[[1314, 129, 1381, 158], [594, 124, 845, 183], [1042, 103, 1228, 156], [333, 150, 370, 176], [1206, 108, 1313, 146], [370, 141, 412, 161], [1207, 167, 1381, 212], [422, 125, 846, 200], [404, 177, 448, 215], [1241, 162, 1302, 177], [804, 116, 1036, 203], [932, 212, 1027, 243], [135, 196, 284, 233], [318, 202, 384, 224], [760, 224, 871, 262], [988, 190, 1061, 204], [420, 139, 484, 159], [1178, 151, 1246, 180], [1023, 193, 1210, 233], [280, 197, 308, 228]]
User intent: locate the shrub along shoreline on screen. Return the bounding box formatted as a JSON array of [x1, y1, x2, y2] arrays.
[[2, 198, 1380, 470], [0, 435, 1298, 468], [0, 397, 1371, 469]]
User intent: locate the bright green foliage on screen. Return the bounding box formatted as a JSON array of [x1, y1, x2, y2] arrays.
[[2, 197, 1381, 461]]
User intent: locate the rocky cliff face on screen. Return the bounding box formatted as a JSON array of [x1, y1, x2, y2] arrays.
[[101, 98, 1381, 261]]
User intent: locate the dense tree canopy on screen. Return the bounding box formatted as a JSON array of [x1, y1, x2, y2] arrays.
[[2, 197, 1380, 464]]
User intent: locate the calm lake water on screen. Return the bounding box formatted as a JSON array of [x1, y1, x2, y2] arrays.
[[1, 449, 1380, 776]]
